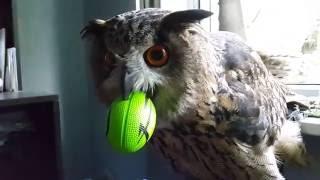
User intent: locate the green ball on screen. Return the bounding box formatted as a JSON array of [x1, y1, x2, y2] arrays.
[[106, 91, 157, 153]]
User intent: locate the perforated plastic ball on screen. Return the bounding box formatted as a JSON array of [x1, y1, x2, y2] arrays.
[[106, 91, 157, 153]]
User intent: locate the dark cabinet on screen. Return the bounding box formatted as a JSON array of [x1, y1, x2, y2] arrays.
[[0, 92, 62, 180]]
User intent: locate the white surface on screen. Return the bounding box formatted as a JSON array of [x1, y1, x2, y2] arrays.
[[0, 28, 5, 92], [5, 47, 19, 92], [300, 117, 320, 136]]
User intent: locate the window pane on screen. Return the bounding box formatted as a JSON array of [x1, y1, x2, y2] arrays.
[[241, 0, 320, 84]]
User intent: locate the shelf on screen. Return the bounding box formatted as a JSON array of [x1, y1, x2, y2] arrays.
[[0, 91, 61, 180], [0, 91, 58, 107]]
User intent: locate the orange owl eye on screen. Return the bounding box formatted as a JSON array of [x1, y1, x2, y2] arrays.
[[144, 45, 169, 67]]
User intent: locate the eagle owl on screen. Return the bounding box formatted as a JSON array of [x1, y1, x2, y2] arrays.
[[82, 8, 307, 180]]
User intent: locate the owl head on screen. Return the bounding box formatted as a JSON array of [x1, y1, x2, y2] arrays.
[[82, 8, 215, 119]]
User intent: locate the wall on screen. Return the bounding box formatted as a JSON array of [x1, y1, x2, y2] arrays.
[[12, 0, 94, 179]]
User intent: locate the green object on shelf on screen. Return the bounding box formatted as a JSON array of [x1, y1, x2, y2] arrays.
[[106, 91, 157, 153]]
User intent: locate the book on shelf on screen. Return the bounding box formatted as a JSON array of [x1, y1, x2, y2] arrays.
[[0, 28, 5, 92], [5, 47, 18, 92]]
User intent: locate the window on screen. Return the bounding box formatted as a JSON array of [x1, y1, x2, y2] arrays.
[[139, 0, 320, 86]]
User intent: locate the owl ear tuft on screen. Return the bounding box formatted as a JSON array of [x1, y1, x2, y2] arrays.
[[81, 19, 109, 39], [160, 9, 213, 30]]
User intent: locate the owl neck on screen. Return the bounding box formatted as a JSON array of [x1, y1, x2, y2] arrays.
[[154, 76, 217, 129]]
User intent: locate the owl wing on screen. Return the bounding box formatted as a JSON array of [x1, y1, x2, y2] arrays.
[[212, 31, 288, 146]]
